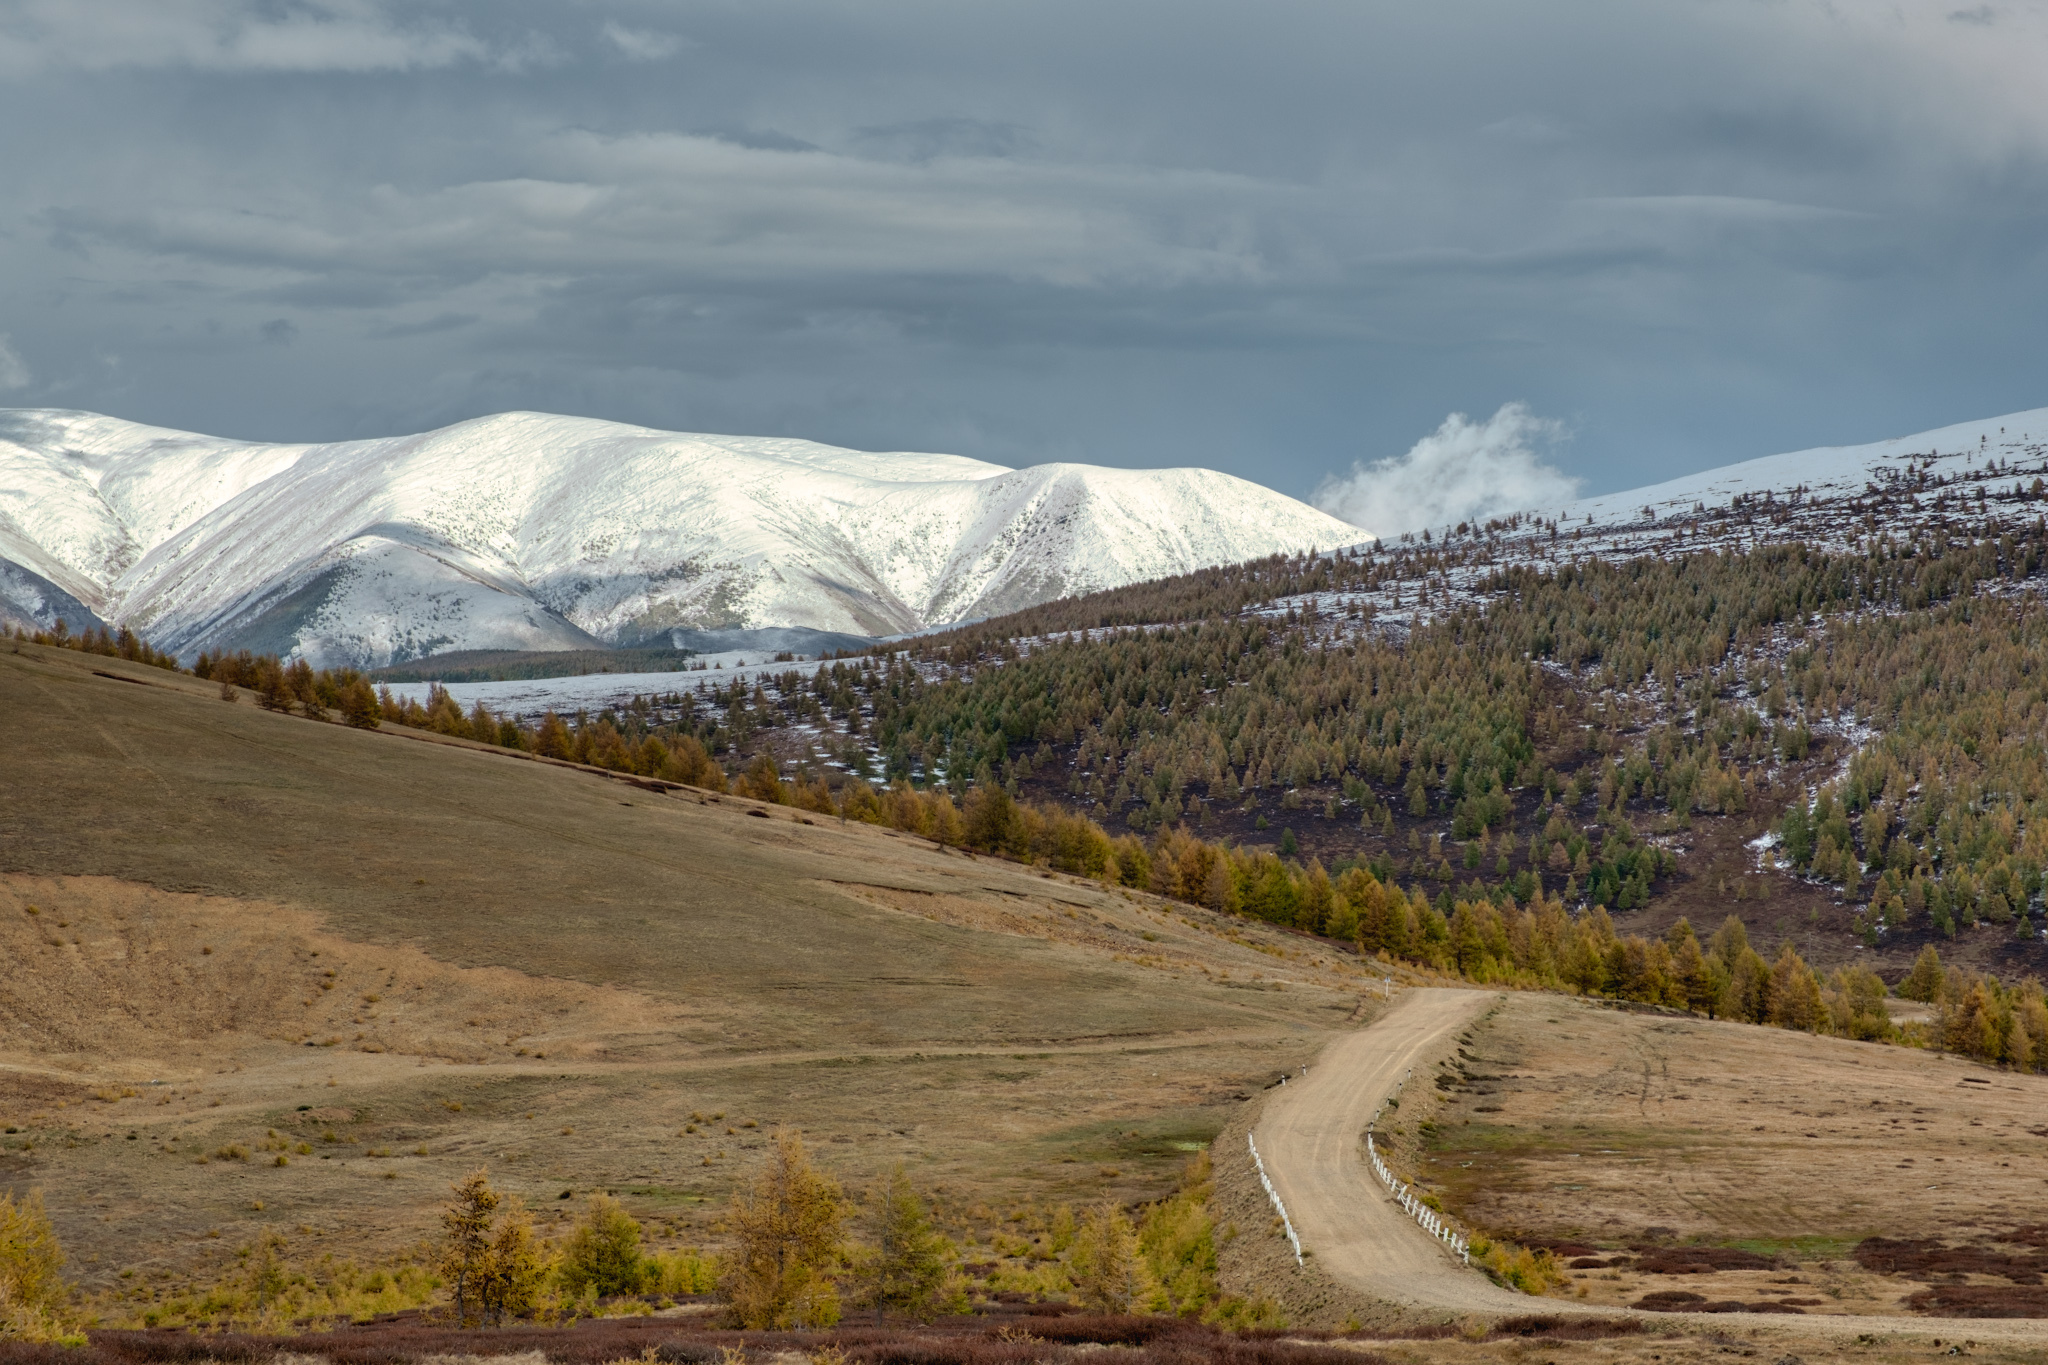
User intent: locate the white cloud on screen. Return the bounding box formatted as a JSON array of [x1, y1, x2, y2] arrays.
[[64, 130, 1295, 289], [0, 335, 29, 390], [1313, 404, 1579, 539], [0, 0, 489, 74], [600, 22, 687, 61]]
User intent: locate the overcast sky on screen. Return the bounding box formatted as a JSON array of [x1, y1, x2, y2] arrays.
[[3, 0, 2045, 518]]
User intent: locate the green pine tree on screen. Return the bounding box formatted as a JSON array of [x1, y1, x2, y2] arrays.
[[865, 1166, 958, 1323]]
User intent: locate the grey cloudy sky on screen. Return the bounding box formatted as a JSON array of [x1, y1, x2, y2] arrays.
[[4, 0, 2046, 512]]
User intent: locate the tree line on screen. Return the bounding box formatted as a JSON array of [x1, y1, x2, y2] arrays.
[[8, 620, 180, 671]]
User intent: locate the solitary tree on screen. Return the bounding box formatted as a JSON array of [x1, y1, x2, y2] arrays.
[[865, 1166, 956, 1323], [0, 1189, 70, 1341], [559, 1193, 645, 1298], [1070, 1202, 1156, 1313], [246, 1230, 288, 1312], [478, 1199, 548, 1324], [719, 1130, 849, 1329], [440, 1168, 500, 1326]]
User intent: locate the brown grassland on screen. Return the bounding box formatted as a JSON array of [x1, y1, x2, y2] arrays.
[[0, 641, 1368, 1285], [1398, 992, 2048, 1318]]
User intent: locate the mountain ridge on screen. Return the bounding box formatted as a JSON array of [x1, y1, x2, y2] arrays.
[[0, 407, 1360, 666]]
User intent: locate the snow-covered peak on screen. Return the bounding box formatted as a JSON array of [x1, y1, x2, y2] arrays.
[[0, 408, 1359, 664]]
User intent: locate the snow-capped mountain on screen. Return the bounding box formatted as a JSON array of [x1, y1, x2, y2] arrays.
[[0, 408, 1361, 666], [1285, 405, 2048, 644], [1560, 406, 2048, 533], [1360, 405, 2048, 570]]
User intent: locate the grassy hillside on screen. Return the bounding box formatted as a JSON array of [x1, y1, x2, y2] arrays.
[[0, 640, 1377, 1292]]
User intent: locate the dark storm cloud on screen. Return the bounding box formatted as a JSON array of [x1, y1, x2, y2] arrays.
[[1, 0, 2045, 509]]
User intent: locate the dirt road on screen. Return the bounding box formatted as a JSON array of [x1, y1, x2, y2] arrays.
[[1256, 987, 1529, 1315], [1255, 986, 2048, 1342]]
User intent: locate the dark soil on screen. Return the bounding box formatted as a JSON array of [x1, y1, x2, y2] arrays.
[[1630, 1246, 1783, 1275], [1631, 1291, 1804, 1313], [1903, 1285, 2048, 1318]]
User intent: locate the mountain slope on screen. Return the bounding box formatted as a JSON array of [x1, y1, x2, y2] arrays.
[[0, 408, 1360, 665], [1521, 406, 2048, 566]]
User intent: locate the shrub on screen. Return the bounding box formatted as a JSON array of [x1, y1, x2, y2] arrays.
[[1468, 1235, 1566, 1296]]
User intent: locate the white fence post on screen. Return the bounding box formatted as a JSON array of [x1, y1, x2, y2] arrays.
[[1248, 1134, 1304, 1266], [1365, 1087, 1473, 1267]]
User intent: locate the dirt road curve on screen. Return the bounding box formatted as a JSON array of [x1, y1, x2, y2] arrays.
[[1255, 986, 2048, 1342]]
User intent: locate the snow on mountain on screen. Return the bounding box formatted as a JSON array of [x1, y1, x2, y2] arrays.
[[1257, 406, 2048, 641], [0, 408, 1360, 665], [1563, 406, 2048, 530], [1353, 404, 2048, 572]]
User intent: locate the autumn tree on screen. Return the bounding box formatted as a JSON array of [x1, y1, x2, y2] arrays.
[[439, 1168, 499, 1326], [1944, 980, 2002, 1061], [1070, 1201, 1156, 1313], [737, 752, 788, 804], [1901, 944, 1944, 1003], [478, 1199, 548, 1323], [718, 1129, 849, 1329], [1765, 944, 1824, 1031], [533, 710, 574, 760], [0, 1189, 70, 1341], [246, 1230, 288, 1311], [256, 659, 292, 712], [1668, 920, 1718, 1016], [340, 676, 381, 729]]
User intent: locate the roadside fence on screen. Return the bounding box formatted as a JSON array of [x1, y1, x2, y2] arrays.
[[1246, 1133, 1304, 1266], [1365, 1067, 1470, 1265]]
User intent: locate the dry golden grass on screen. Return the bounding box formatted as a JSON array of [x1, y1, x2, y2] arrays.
[[1409, 991, 2048, 1317]]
